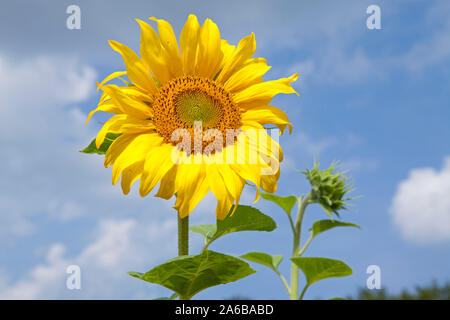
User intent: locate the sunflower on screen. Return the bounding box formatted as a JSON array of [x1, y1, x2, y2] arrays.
[[86, 14, 298, 219]]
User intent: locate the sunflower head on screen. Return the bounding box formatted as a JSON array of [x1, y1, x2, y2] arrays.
[[152, 76, 241, 152], [86, 14, 299, 219]]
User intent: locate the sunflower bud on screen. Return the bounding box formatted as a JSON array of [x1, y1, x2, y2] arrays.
[[301, 161, 353, 217]]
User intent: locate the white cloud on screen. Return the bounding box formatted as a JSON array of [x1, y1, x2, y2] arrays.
[[293, 48, 379, 84], [401, 30, 450, 71], [390, 157, 450, 244], [287, 1, 450, 85], [286, 131, 338, 156], [0, 55, 98, 241], [0, 196, 35, 244], [399, 0, 450, 71], [0, 218, 178, 299], [340, 157, 379, 173], [0, 1, 370, 59], [288, 59, 315, 89], [0, 56, 95, 141], [280, 131, 338, 174]]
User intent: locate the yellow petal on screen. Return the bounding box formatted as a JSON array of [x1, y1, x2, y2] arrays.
[[241, 57, 267, 68], [261, 172, 278, 194], [100, 84, 152, 119], [240, 120, 264, 131], [108, 40, 158, 94], [149, 17, 183, 79], [86, 102, 121, 125], [139, 143, 176, 196], [121, 85, 153, 105], [206, 164, 229, 199], [121, 160, 144, 195], [111, 133, 162, 184], [238, 97, 273, 109], [233, 73, 299, 105], [241, 126, 284, 166], [90, 84, 153, 125], [229, 179, 245, 217], [155, 165, 178, 200], [216, 33, 256, 84], [215, 194, 234, 220], [241, 105, 292, 134], [260, 130, 284, 163], [99, 91, 110, 104], [205, 164, 235, 219], [97, 71, 127, 90], [120, 118, 156, 134], [224, 61, 271, 93], [217, 164, 245, 200], [136, 19, 171, 85], [180, 14, 200, 76], [228, 134, 264, 202], [174, 163, 209, 218], [178, 179, 210, 218], [196, 18, 223, 79], [104, 133, 139, 167], [220, 40, 236, 70], [95, 114, 128, 148]]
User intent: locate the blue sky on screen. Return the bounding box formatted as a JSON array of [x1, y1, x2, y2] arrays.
[[0, 0, 449, 299]]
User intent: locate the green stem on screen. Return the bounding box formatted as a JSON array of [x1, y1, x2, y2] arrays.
[[289, 191, 312, 300], [297, 234, 313, 257], [299, 285, 309, 300], [178, 214, 189, 256], [275, 270, 291, 295], [287, 214, 296, 235], [289, 229, 300, 300], [295, 192, 312, 233]]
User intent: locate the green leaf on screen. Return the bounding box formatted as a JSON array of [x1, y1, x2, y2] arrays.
[[153, 293, 179, 300], [329, 297, 345, 300], [310, 220, 360, 238], [127, 271, 144, 279], [240, 252, 283, 271], [189, 225, 217, 244], [79, 133, 121, 155], [261, 193, 298, 216], [215, 205, 277, 235], [190, 205, 276, 249], [291, 257, 352, 287], [130, 250, 256, 300]]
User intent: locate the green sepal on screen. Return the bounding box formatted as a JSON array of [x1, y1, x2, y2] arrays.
[[80, 133, 121, 155]]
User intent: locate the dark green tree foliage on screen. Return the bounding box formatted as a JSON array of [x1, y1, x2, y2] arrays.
[[350, 281, 450, 300]]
